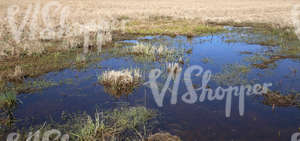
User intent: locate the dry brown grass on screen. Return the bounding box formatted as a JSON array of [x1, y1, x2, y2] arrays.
[[0, 0, 298, 80], [167, 62, 182, 74], [0, 0, 299, 28], [98, 68, 142, 98], [148, 132, 181, 141], [0, 0, 297, 59]]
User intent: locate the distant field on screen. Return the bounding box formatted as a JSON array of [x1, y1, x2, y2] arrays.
[[0, 0, 300, 27]]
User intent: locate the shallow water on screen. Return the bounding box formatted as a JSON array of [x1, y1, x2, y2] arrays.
[[6, 28, 300, 140]]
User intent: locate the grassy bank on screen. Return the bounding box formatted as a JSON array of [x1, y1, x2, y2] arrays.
[[124, 18, 226, 36], [2, 106, 181, 141]]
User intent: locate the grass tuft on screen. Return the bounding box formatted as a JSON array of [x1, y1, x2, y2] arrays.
[[98, 69, 142, 97], [167, 62, 182, 75], [72, 106, 156, 140], [0, 91, 18, 110], [127, 43, 181, 62]]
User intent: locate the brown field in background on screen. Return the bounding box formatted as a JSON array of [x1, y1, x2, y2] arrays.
[[0, 0, 300, 28]]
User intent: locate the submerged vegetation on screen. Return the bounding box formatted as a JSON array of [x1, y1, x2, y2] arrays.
[[98, 69, 142, 98], [262, 92, 300, 107], [224, 26, 298, 47], [10, 80, 58, 94], [226, 26, 300, 70], [0, 78, 59, 95], [213, 64, 251, 86], [201, 57, 213, 64]]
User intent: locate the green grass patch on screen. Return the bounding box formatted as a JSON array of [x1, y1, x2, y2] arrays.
[[124, 19, 226, 36], [0, 91, 18, 110], [16, 106, 157, 141]]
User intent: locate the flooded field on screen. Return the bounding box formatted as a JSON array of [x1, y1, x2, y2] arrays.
[[1, 27, 300, 141]]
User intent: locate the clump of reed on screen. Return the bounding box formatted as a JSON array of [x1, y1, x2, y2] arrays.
[[167, 62, 182, 75], [13, 65, 23, 78], [98, 69, 142, 98], [127, 43, 176, 61], [75, 54, 87, 63], [129, 43, 156, 56], [7, 65, 24, 81], [178, 57, 184, 64]]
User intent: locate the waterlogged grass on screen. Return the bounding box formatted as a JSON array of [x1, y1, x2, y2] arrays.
[[244, 53, 277, 69], [0, 49, 92, 95], [224, 26, 300, 70], [225, 26, 299, 47], [98, 69, 142, 98], [0, 47, 106, 83], [10, 80, 58, 94], [0, 49, 78, 81], [243, 45, 300, 70]]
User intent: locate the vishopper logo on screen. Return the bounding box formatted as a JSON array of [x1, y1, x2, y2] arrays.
[[6, 1, 71, 43], [5, 1, 127, 54], [292, 132, 300, 141], [144, 65, 272, 118], [292, 5, 300, 40], [6, 129, 69, 141]]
